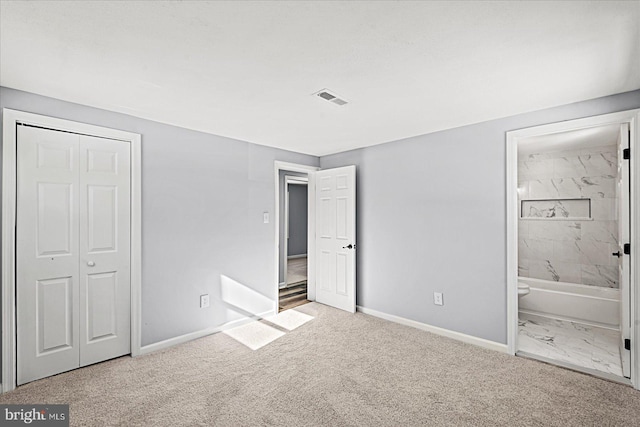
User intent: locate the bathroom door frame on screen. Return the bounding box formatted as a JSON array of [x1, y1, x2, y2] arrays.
[[506, 109, 640, 390]]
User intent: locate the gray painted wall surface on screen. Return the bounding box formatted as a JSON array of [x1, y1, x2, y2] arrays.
[[320, 90, 640, 344], [1, 85, 639, 362], [278, 170, 307, 283], [0, 87, 319, 352], [287, 184, 308, 257]]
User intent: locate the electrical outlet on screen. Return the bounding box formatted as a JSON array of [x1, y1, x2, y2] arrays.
[[200, 294, 210, 308], [433, 292, 444, 306]]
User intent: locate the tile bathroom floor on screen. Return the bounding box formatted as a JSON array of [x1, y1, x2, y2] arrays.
[[518, 313, 623, 377]]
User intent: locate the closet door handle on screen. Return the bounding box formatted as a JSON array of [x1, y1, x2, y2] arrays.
[[87, 261, 96, 267]]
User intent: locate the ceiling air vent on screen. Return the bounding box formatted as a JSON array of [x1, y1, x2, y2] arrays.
[[313, 89, 348, 106]]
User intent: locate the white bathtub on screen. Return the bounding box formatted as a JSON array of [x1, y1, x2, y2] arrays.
[[518, 277, 620, 329]]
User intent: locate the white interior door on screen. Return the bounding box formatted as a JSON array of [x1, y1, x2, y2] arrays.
[[315, 165, 356, 312], [17, 126, 81, 385], [79, 135, 131, 366], [617, 123, 631, 378], [17, 126, 131, 385]]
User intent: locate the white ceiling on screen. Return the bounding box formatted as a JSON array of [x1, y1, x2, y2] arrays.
[[1, 1, 638, 156], [518, 124, 622, 156]]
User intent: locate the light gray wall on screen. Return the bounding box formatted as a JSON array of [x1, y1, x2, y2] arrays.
[[278, 170, 307, 283], [320, 89, 640, 344], [0, 87, 320, 353], [287, 184, 308, 257], [2, 86, 639, 361]]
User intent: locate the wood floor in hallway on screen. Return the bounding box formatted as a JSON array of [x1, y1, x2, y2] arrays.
[[280, 256, 309, 312], [279, 282, 309, 312]]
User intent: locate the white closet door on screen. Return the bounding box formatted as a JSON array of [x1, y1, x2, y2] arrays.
[[17, 126, 132, 385], [79, 135, 131, 366], [17, 126, 81, 385], [315, 165, 356, 313]]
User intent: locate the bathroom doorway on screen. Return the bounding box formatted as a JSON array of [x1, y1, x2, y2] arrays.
[[506, 109, 640, 388]]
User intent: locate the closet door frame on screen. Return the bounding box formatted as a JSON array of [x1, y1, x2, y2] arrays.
[[2, 109, 142, 393]]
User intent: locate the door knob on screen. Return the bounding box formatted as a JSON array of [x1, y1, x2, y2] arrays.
[[342, 244, 355, 249], [87, 261, 96, 267], [612, 251, 622, 258]]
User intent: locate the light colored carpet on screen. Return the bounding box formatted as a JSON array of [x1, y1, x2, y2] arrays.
[[2, 302, 639, 426], [222, 320, 286, 351], [264, 309, 313, 331]]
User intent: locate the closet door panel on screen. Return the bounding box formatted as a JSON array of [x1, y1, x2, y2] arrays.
[[17, 126, 81, 385]]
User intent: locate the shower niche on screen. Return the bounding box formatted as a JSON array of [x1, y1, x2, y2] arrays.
[[520, 198, 591, 220]]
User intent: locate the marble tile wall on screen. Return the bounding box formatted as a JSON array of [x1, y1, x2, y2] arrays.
[[518, 145, 620, 287], [521, 199, 590, 219]]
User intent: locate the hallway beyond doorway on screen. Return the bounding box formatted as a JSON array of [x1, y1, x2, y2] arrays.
[[286, 257, 307, 286]]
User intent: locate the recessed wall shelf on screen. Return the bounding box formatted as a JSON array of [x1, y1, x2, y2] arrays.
[[520, 198, 591, 220]]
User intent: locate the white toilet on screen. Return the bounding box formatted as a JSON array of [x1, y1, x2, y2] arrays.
[[518, 281, 530, 297]]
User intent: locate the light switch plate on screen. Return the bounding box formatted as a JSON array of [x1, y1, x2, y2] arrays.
[[263, 212, 269, 223]]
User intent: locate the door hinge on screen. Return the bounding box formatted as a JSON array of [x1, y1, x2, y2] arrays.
[[625, 339, 631, 351], [623, 148, 630, 160], [624, 243, 630, 255]]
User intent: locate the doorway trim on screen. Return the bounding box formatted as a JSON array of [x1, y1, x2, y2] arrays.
[[274, 161, 319, 315], [282, 175, 309, 288], [1, 109, 142, 393], [505, 108, 640, 389]]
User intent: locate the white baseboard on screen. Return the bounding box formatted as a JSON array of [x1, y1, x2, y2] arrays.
[[139, 310, 273, 356], [356, 305, 509, 354], [287, 254, 307, 259], [278, 281, 286, 289]]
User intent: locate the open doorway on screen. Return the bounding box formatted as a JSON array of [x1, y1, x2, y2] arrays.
[[506, 109, 640, 389], [274, 162, 318, 314], [517, 123, 629, 380], [280, 174, 309, 311], [274, 161, 357, 315]]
